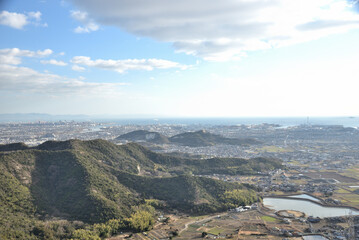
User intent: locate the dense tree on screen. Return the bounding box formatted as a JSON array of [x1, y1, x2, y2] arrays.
[[128, 209, 155, 232]]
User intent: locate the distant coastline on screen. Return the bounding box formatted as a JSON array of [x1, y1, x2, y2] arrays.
[[0, 114, 358, 128], [106, 117, 359, 128]]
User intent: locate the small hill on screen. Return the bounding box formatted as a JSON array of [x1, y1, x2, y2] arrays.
[[116, 129, 260, 147], [116, 130, 170, 144], [169, 130, 261, 147]]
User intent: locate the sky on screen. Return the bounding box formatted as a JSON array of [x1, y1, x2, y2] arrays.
[[1, 0, 359, 117]]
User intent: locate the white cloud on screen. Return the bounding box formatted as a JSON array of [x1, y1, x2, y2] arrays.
[[74, 23, 98, 33], [71, 10, 99, 33], [71, 10, 87, 21], [0, 10, 46, 29], [72, 64, 86, 71], [0, 48, 53, 65], [36, 49, 53, 56], [41, 59, 68, 66], [0, 48, 125, 98], [28, 11, 41, 21], [0, 63, 124, 96], [71, 56, 188, 73], [0, 11, 28, 29], [70, 0, 359, 61]]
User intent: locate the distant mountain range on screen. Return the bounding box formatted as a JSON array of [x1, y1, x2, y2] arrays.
[[0, 113, 91, 122], [116, 129, 261, 147], [0, 113, 163, 122], [0, 139, 281, 239]]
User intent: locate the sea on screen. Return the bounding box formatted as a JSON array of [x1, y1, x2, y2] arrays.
[[2, 115, 359, 128], [102, 117, 359, 128]]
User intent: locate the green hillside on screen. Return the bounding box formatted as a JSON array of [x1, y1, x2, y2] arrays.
[[0, 161, 36, 239], [116, 172, 257, 213], [169, 130, 261, 147], [116, 130, 170, 144], [0, 139, 282, 239], [116, 129, 261, 147]]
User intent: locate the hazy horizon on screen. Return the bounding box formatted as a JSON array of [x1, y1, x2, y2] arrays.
[[1, 112, 359, 118]]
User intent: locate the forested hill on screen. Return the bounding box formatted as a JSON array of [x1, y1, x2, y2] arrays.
[[0, 139, 282, 239], [116, 129, 261, 147], [169, 129, 261, 147], [115, 130, 170, 144]]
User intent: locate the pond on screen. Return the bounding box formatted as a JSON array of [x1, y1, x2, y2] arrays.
[[302, 235, 328, 240], [288, 194, 321, 203], [263, 197, 359, 218]]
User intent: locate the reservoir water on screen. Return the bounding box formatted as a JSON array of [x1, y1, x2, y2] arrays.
[[302, 236, 328, 240], [263, 197, 359, 218], [288, 194, 321, 203]]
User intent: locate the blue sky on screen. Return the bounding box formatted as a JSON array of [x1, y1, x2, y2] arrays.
[[1, 0, 359, 117]]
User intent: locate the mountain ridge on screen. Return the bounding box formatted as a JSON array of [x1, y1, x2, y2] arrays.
[[0, 139, 282, 239], [116, 130, 170, 144], [117, 129, 261, 147]]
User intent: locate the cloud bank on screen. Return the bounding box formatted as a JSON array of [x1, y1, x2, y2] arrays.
[[40, 59, 68, 66], [0, 48, 124, 96], [70, 0, 359, 61], [0, 48, 52, 65], [71, 56, 188, 73], [0, 64, 122, 95]]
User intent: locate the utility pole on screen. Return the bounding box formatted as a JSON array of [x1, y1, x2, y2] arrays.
[[347, 211, 355, 240]]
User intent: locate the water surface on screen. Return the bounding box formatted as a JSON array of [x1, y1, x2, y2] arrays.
[[288, 194, 321, 203], [302, 235, 328, 240], [263, 197, 359, 218]]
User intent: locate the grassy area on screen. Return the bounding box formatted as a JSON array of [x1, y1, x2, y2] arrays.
[[261, 216, 278, 223], [267, 191, 288, 196], [340, 194, 359, 204], [189, 224, 201, 229], [342, 167, 359, 180], [291, 179, 308, 185], [256, 146, 292, 153], [208, 227, 224, 235], [336, 188, 351, 194], [288, 160, 300, 165], [287, 160, 310, 168], [333, 191, 359, 209]]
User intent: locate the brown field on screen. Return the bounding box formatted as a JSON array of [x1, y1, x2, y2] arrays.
[[304, 171, 358, 183]]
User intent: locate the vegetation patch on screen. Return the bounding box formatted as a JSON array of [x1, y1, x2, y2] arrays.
[[336, 188, 351, 194], [261, 216, 279, 223], [257, 145, 292, 153], [305, 171, 358, 183], [208, 227, 224, 235]]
